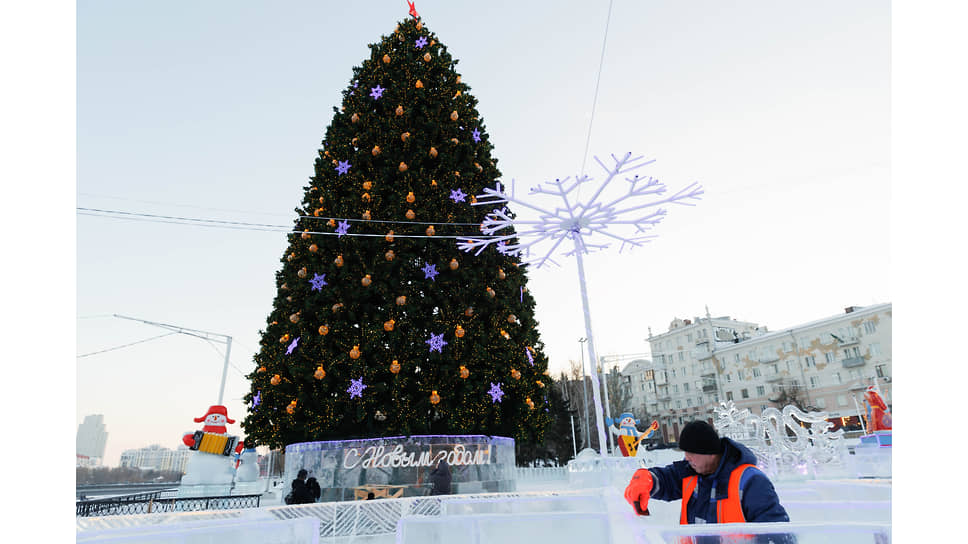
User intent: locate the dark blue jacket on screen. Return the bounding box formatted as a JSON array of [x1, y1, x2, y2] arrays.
[[648, 437, 789, 524]]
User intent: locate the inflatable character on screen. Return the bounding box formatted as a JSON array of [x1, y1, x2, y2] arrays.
[[606, 412, 659, 457], [179, 405, 245, 489], [864, 386, 892, 432]]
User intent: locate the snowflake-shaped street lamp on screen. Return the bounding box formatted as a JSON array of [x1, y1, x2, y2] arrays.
[[457, 152, 703, 454]]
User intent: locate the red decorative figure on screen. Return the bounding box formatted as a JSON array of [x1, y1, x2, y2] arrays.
[[408, 1, 419, 19], [864, 386, 892, 432]]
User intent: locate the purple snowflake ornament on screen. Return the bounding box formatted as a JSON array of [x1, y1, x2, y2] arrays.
[[347, 377, 368, 399], [310, 273, 328, 291], [336, 160, 351, 175], [488, 382, 505, 403], [472, 128, 481, 143], [336, 220, 351, 237], [370, 85, 385, 99], [286, 337, 300, 355], [422, 263, 439, 281], [425, 333, 448, 353], [415, 36, 428, 49], [449, 188, 467, 203]]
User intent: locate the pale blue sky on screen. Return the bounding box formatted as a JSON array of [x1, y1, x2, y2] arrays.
[[72, 0, 895, 466]]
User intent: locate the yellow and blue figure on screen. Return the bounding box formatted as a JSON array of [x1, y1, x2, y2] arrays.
[[606, 412, 659, 457]]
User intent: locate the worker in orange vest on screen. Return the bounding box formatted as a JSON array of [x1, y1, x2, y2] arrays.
[[625, 421, 792, 542]]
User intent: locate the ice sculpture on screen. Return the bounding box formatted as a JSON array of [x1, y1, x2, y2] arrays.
[[713, 400, 849, 480]]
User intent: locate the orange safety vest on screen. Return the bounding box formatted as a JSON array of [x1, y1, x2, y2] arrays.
[[680, 463, 756, 524]]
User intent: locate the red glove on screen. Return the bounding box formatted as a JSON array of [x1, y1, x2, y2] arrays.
[[624, 468, 653, 516]]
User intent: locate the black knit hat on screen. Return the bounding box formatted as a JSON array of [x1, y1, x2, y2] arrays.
[[678, 421, 722, 454]]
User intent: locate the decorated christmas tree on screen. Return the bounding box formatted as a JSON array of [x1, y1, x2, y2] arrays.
[[242, 13, 551, 450]]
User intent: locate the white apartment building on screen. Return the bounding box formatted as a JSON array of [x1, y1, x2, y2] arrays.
[[713, 303, 892, 427], [76, 414, 109, 466], [119, 444, 193, 473], [639, 304, 891, 443], [646, 313, 765, 442]]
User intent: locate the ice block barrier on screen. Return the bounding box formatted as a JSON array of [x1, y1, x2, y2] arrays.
[[642, 521, 890, 544], [75, 515, 319, 544], [396, 511, 612, 544]]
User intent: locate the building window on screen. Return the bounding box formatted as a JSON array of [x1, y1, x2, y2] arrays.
[[684, 383, 690, 392], [687, 333, 693, 342], [679, 351, 685, 361], [673, 384, 679, 393], [825, 352, 836, 364], [671, 369, 676, 378], [734, 353, 740, 363], [809, 376, 821, 388], [752, 368, 761, 377], [876, 364, 888, 378], [870, 342, 881, 356], [756, 385, 765, 396], [726, 391, 734, 401], [676, 400, 682, 408], [851, 346, 861, 358], [741, 389, 749, 399], [686, 398, 692, 407], [804, 355, 815, 368], [771, 363, 779, 374], [834, 372, 842, 384], [725, 373, 732, 383], [864, 321, 877, 334], [737, 369, 745, 380], [837, 395, 848, 407]]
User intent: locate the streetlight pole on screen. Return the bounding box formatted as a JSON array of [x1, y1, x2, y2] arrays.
[[579, 337, 591, 450], [114, 314, 234, 405]]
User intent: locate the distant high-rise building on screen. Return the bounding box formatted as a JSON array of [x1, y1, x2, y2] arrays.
[[119, 444, 192, 473], [76, 414, 108, 465]]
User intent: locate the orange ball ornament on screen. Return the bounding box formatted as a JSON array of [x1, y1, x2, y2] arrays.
[[280, 334, 290, 343], [309, 244, 318, 253], [318, 324, 329, 336], [287, 401, 296, 414], [425, 225, 435, 236], [350, 345, 361, 359], [335, 255, 344, 267], [396, 295, 407, 306], [297, 267, 308, 278], [363, 193, 371, 202], [385, 249, 395, 261], [464, 307, 474, 317], [271, 374, 281, 385], [399, 162, 408, 172], [487, 287, 496, 298], [430, 390, 441, 405], [406, 191, 416, 203], [423, 52, 432, 62], [386, 230, 395, 242], [327, 218, 337, 227], [405, 209, 416, 220], [498, 268, 506, 280], [361, 274, 372, 287], [507, 314, 517, 324], [449, 258, 459, 270], [395, 105, 404, 117], [383, 319, 395, 332], [401, 132, 410, 142], [459, 365, 470, 379], [351, 113, 359, 123], [429, 147, 438, 158], [301, 230, 311, 240], [455, 325, 465, 338], [511, 368, 521, 380], [415, 79, 424, 89], [332, 303, 344, 312], [372, 145, 381, 156], [526, 397, 535, 410], [382, 54, 391, 64], [363, 180, 373, 190], [501, 329, 511, 340], [257, 366, 266, 373], [362, 210, 371, 220], [390, 359, 401, 374], [314, 366, 326, 380], [450, 111, 459, 121], [289, 313, 300, 324]]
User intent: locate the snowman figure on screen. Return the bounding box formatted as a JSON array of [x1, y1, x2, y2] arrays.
[[179, 405, 244, 492], [183, 405, 236, 446], [606, 412, 658, 457], [235, 448, 260, 482]]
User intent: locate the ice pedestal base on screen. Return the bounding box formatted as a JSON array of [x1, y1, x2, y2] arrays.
[[283, 434, 515, 501]]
